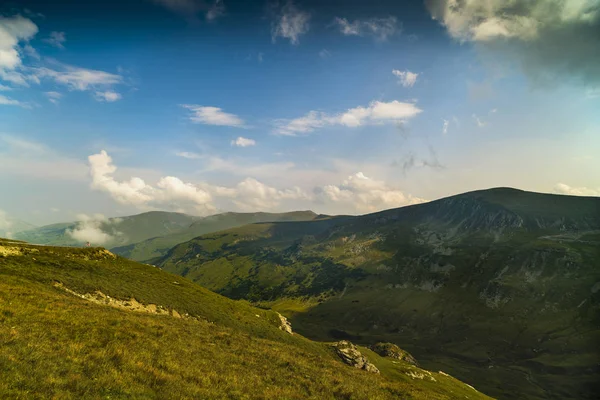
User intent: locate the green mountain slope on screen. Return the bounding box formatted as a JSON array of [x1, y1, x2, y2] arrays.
[[156, 188, 600, 400], [0, 238, 491, 400], [112, 210, 319, 261], [13, 211, 200, 247]]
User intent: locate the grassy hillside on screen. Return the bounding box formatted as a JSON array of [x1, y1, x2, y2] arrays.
[[112, 210, 319, 262], [0, 238, 492, 399], [13, 211, 199, 248], [157, 188, 600, 400]]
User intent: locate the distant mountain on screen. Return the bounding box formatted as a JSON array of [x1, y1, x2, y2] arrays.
[[0, 237, 492, 399], [156, 188, 600, 400], [13, 211, 200, 247], [112, 210, 319, 261]]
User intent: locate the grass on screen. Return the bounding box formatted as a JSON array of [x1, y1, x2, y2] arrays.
[[0, 240, 491, 399]]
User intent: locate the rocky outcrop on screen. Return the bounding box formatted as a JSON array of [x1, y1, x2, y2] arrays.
[[277, 312, 293, 334], [53, 282, 195, 320], [333, 341, 379, 373], [369, 342, 418, 366]]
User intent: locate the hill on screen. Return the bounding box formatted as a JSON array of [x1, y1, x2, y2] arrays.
[[0, 215, 36, 238], [0, 238, 491, 399], [156, 188, 600, 400], [112, 210, 319, 261], [13, 211, 199, 248]]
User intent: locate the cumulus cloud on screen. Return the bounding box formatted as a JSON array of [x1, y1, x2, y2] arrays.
[[88, 150, 308, 214], [152, 0, 225, 21], [66, 214, 123, 245], [94, 90, 122, 102], [0, 15, 38, 71], [275, 100, 423, 136], [181, 104, 244, 127], [392, 69, 419, 87], [231, 136, 256, 147], [43, 31, 66, 48], [332, 16, 399, 41], [426, 0, 600, 85], [271, 1, 310, 45], [315, 172, 426, 213], [553, 183, 600, 197]]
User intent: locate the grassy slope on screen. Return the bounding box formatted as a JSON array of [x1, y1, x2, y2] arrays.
[[112, 211, 319, 262], [0, 239, 491, 400], [157, 188, 600, 400]]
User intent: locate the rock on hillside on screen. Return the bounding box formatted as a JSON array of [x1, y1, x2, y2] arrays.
[[333, 341, 380, 373]]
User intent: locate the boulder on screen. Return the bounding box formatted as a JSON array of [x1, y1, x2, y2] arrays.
[[369, 342, 418, 366], [333, 341, 379, 373]]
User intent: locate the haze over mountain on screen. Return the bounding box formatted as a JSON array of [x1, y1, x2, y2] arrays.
[[156, 188, 600, 399]]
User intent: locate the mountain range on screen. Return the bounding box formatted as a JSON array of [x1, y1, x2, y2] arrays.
[[5, 187, 599, 399], [154, 188, 600, 400]]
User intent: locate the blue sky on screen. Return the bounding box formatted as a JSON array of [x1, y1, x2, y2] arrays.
[[0, 0, 599, 228]]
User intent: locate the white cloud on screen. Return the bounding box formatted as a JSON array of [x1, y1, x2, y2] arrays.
[[232, 177, 307, 211], [66, 214, 122, 245], [392, 69, 419, 87], [88, 150, 308, 214], [553, 183, 600, 197], [45, 91, 62, 104], [0, 15, 38, 70], [33, 64, 123, 91], [316, 172, 426, 213], [231, 136, 256, 147], [271, 1, 310, 45], [0, 84, 12, 90], [332, 16, 399, 41], [176, 151, 202, 159], [442, 119, 449, 134], [275, 100, 423, 136], [43, 31, 66, 48], [94, 90, 122, 102], [181, 104, 244, 127], [0, 94, 25, 107], [426, 0, 600, 85]]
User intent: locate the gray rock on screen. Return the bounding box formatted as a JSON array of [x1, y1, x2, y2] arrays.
[[333, 341, 380, 373], [369, 342, 418, 366]]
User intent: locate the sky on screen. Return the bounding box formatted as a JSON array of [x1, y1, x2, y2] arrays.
[[0, 0, 599, 228]]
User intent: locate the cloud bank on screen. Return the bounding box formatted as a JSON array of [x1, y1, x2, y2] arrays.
[[426, 0, 600, 85]]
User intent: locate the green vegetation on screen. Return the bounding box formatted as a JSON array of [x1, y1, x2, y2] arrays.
[[113, 210, 319, 261], [0, 238, 491, 399], [157, 188, 600, 400]]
